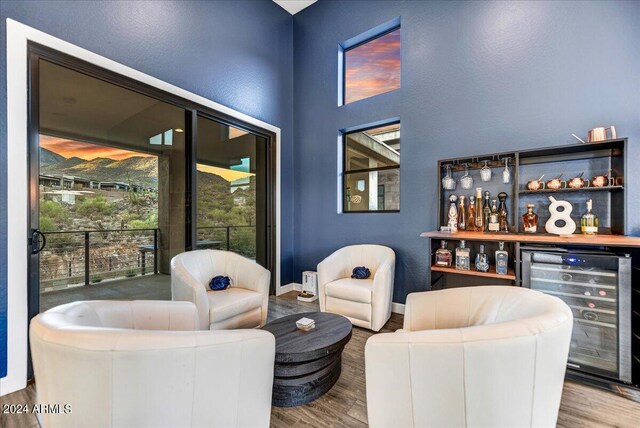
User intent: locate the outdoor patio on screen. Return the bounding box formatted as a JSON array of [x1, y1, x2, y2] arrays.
[[40, 273, 171, 312]]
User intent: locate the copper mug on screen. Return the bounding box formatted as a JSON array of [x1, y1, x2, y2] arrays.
[[588, 126, 616, 143], [568, 176, 589, 189], [527, 180, 545, 191], [546, 177, 565, 190], [592, 175, 614, 188]]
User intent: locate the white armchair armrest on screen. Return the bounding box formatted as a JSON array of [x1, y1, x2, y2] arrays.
[[171, 261, 210, 330]]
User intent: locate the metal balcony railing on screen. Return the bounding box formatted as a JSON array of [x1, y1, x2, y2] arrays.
[[40, 225, 255, 293]]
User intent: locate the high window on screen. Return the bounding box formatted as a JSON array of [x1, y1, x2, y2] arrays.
[[343, 123, 400, 212], [343, 27, 400, 104]]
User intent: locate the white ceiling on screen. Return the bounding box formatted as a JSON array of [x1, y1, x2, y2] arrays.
[[273, 0, 317, 15]]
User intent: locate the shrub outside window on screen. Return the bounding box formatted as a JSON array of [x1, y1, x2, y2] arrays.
[[343, 123, 400, 212]]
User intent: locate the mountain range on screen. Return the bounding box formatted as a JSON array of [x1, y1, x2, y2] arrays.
[[40, 148, 228, 190]]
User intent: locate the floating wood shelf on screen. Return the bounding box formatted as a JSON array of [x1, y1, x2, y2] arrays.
[[431, 265, 516, 281], [421, 231, 640, 247], [519, 185, 624, 195]]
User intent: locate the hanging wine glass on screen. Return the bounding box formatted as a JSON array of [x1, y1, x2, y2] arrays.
[[442, 164, 456, 190], [502, 157, 511, 184], [460, 163, 473, 189], [480, 160, 492, 182]]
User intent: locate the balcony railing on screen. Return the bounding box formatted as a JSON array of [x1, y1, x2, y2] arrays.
[[40, 225, 255, 293]]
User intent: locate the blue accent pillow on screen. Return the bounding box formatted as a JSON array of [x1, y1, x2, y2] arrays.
[[351, 266, 371, 279], [209, 275, 231, 291]]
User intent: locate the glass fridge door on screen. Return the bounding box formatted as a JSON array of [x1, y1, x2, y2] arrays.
[[527, 251, 626, 380]]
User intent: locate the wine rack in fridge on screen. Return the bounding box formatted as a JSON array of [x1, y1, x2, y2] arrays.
[[522, 248, 632, 383]]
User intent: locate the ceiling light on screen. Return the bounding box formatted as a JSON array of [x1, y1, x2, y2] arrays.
[[174, 128, 184, 133]]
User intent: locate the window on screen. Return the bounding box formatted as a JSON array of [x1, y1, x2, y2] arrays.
[[343, 27, 400, 104], [343, 123, 400, 212]]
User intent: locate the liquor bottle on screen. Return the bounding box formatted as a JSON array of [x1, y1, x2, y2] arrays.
[[488, 199, 500, 232], [482, 191, 491, 232], [497, 192, 509, 232], [455, 240, 471, 270], [495, 241, 509, 275], [458, 196, 467, 231], [475, 244, 489, 272], [581, 199, 599, 235], [475, 188, 484, 231], [447, 195, 459, 232], [435, 240, 453, 267], [522, 203, 539, 233], [467, 196, 476, 231]]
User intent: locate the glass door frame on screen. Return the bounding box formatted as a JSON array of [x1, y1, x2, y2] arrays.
[[26, 42, 277, 342]]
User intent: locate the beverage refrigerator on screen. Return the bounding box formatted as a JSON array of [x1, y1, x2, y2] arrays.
[[521, 248, 632, 383]]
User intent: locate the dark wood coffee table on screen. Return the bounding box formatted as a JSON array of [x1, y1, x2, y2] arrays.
[[262, 311, 352, 407]]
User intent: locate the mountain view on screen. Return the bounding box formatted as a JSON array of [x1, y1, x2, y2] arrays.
[[38, 141, 257, 288]]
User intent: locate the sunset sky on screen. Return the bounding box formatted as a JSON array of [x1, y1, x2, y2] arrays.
[[40, 134, 252, 182], [40, 135, 154, 161], [345, 29, 400, 104]]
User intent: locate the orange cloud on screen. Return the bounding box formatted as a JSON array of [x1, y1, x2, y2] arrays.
[[345, 29, 401, 104], [40, 135, 155, 160]]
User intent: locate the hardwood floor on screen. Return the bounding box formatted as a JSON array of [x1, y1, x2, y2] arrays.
[[2, 291, 639, 427]]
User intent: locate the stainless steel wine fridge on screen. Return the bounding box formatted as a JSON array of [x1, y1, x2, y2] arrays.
[[521, 248, 632, 383]]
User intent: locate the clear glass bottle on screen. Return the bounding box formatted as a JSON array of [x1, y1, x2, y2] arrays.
[[488, 199, 500, 232], [522, 203, 539, 233], [435, 240, 453, 267], [581, 199, 599, 235], [482, 191, 491, 232], [447, 194, 459, 232], [458, 196, 467, 231], [497, 192, 509, 232], [467, 196, 476, 231], [495, 241, 509, 275], [455, 240, 471, 270], [475, 244, 489, 272], [475, 188, 484, 231]]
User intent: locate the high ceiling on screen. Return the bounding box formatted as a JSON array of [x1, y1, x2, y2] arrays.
[[273, 0, 317, 15]]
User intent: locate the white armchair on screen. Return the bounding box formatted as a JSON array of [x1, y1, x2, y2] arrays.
[[171, 250, 270, 330], [317, 244, 395, 331], [365, 286, 573, 428], [30, 300, 275, 428]]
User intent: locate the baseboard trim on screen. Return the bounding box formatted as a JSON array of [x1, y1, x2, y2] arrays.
[[391, 302, 405, 315], [276, 282, 302, 296]]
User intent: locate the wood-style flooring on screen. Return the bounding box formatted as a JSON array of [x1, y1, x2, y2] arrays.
[[2, 291, 639, 427]]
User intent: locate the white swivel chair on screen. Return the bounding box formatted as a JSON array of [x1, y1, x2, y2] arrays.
[[365, 286, 573, 428], [30, 300, 275, 428], [171, 250, 270, 330], [317, 244, 395, 331]]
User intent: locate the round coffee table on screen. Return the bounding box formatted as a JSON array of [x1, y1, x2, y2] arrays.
[[262, 311, 352, 407]]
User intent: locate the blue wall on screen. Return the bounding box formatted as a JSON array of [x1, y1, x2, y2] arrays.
[[292, 0, 640, 303], [0, 0, 294, 378]]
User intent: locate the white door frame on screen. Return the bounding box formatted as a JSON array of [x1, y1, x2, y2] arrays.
[[2, 18, 281, 395]]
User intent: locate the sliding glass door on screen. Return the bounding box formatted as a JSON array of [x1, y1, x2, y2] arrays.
[[28, 45, 275, 321], [195, 116, 270, 268]]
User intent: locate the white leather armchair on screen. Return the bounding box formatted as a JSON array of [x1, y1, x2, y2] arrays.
[[365, 286, 573, 428], [171, 250, 270, 330], [317, 244, 395, 331], [30, 300, 275, 428]]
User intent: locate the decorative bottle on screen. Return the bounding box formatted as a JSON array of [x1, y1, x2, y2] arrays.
[[435, 240, 453, 267], [475, 188, 484, 231], [447, 195, 459, 232], [580, 199, 599, 235], [497, 192, 509, 232], [467, 196, 476, 231], [482, 191, 491, 232], [488, 199, 500, 232], [522, 203, 539, 233], [455, 240, 471, 271], [458, 196, 467, 231], [475, 244, 489, 272], [495, 241, 509, 275]]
